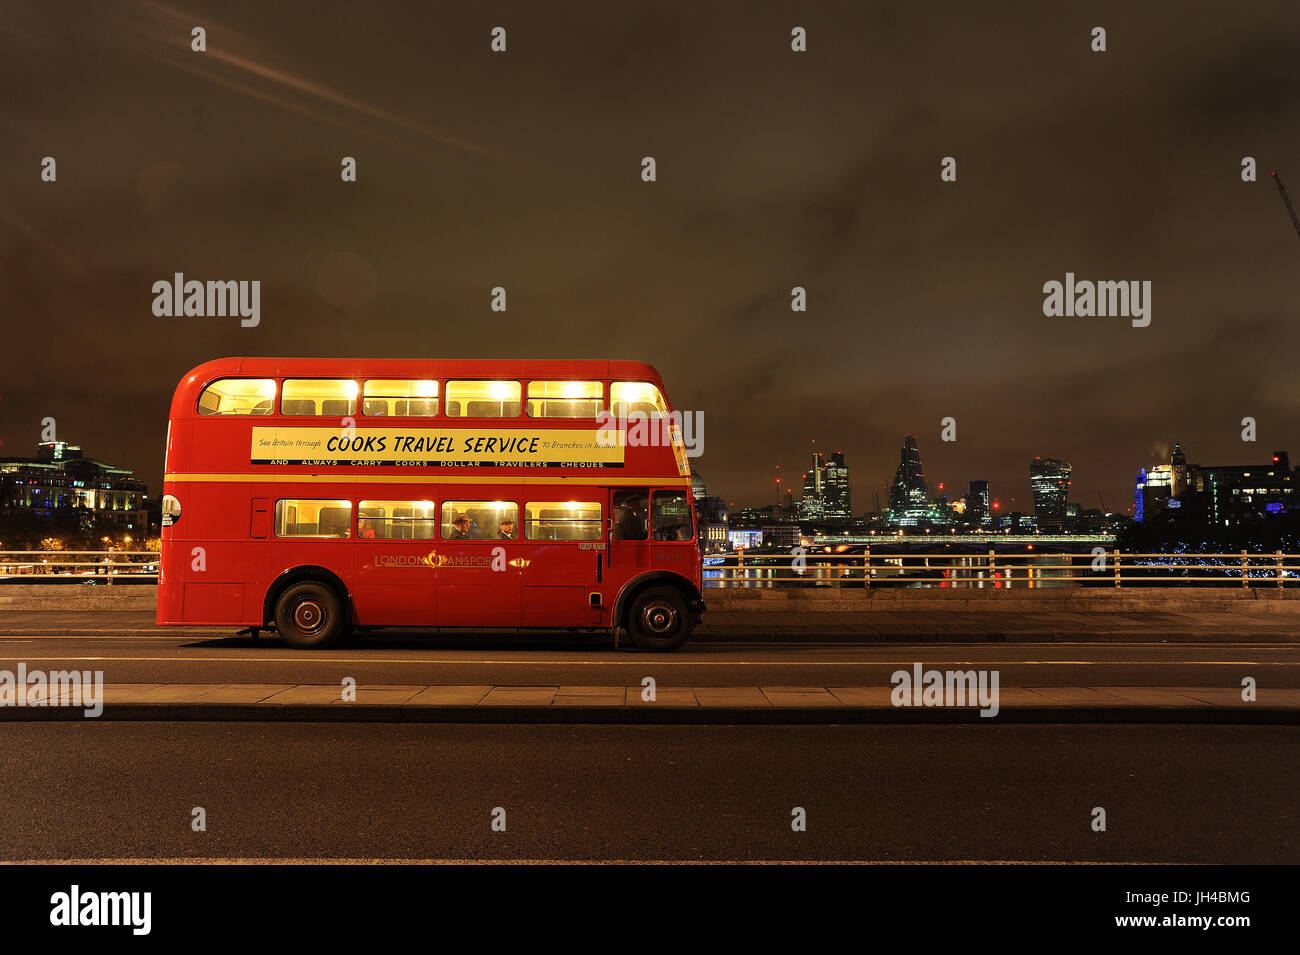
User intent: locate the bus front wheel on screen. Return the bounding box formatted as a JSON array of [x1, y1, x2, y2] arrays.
[[274, 581, 345, 649], [626, 586, 692, 652]]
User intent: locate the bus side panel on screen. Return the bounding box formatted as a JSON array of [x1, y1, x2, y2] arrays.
[[156, 416, 192, 626], [520, 542, 598, 628], [157, 531, 184, 625], [160, 477, 270, 627], [351, 532, 438, 627]]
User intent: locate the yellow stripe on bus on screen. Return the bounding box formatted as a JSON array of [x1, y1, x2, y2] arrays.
[[165, 473, 692, 487]]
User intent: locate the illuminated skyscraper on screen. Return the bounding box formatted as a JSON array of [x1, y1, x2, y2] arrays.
[[966, 480, 991, 527], [797, 450, 851, 524], [798, 453, 824, 521], [887, 435, 934, 526], [1029, 457, 1072, 523], [821, 451, 851, 522]]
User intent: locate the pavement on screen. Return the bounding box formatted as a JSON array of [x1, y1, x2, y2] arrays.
[[3, 680, 1295, 723], [1, 608, 1297, 641], [2, 609, 1296, 724]]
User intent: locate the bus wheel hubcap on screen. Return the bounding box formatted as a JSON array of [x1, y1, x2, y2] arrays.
[[641, 601, 678, 635], [293, 599, 325, 633]]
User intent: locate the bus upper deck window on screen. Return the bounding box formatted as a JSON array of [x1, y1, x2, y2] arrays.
[[281, 379, 359, 416], [363, 380, 439, 417], [526, 381, 602, 418], [610, 382, 668, 418], [444, 380, 521, 418], [197, 378, 276, 415]]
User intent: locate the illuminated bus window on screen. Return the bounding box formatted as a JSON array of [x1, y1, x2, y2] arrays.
[[444, 380, 521, 418], [358, 501, 437, 540], [441, 501, 519, 541], [274, 500, 352, 538], [281, 379, 359, 416], [197, 378, 276, 416], [523, 501, 602, 541], [363, 380, 439, 417], [526, 380, 602, 418], [651, 490, 694, 541], [610, 381, 668, 418]]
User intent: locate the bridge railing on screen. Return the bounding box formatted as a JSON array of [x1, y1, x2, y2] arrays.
[[0, 551, 159, 584], [703, 550, 1300, 589], [5, 549, 1298, 590]]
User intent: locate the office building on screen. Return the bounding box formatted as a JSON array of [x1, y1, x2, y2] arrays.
[[0, 441, 150, 536], [1029, 457, 1071, 525]]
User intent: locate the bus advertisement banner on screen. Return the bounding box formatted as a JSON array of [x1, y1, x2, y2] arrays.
[[249, 426, 626, 468]]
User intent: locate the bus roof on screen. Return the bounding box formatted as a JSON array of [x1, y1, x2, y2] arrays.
[[172, 357, 668, 415]]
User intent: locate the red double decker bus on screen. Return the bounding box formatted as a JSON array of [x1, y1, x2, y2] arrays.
[[158, 358, 703, 651]]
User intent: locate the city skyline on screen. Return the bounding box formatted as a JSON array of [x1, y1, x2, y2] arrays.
[[717, 431, 1296, 518]]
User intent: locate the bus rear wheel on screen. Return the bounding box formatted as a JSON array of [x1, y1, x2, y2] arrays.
[[274, 581, 345, 649], [626, 586, 692, 652]]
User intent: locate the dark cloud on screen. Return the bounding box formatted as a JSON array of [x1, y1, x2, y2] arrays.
[[1, 0, 1298, 514]]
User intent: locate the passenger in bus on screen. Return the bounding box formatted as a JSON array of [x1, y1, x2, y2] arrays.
[[449, 514, 472, 539], [612, 493, 648, 541], [497, 518, 515, 540]]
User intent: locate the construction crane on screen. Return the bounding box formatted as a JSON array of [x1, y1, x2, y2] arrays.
[[1273, 172, 1300, 239]]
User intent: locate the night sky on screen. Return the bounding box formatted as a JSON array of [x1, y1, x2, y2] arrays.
[[2, 0, 1298, 514]]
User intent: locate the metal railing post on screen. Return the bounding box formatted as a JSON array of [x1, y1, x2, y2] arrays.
[[1241, 550, 1249, 588], [987, 548, 996, 589], [864, 545, 870, 590], [1113, 548, 1121, 588], [1277, 550, 1284, 589]]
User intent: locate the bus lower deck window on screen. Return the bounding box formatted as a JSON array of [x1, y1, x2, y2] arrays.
[[651, 491, 694, 541], [358, 501, 437, 539], [441, 501, 519, 540], [275, 499, 352, 537], [524, 502, 602, 541]]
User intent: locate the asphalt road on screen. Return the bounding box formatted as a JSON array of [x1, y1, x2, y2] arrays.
[[0, 722, 1294, 863], [1, 633, 1298, 688]]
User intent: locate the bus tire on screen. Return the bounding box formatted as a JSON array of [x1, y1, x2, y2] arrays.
[[274, 581, 345, 649], [626, 586, 692, 652]]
